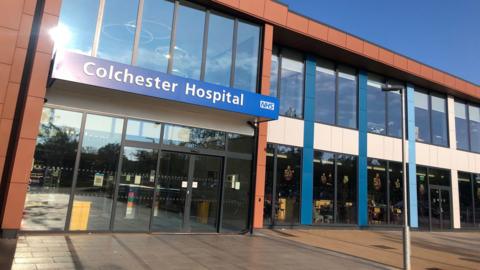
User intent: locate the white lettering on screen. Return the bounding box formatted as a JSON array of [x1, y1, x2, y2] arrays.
[[123, 69, 134, 84], [135, 75, 144, 86], [96, 67, 107, 78], [145, 77, 153, 87], [83, 62, 95, 76]]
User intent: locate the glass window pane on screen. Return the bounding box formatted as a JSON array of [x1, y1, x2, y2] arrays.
[[136, 0, 174, 72], [313, 151, 335, 224], [227, 133, 253, 154], [97, 0, 139, 64], [474, 174, 480, 225], [233, 21, 260, 92], [416, 166, 429, 229], [469, 104, 480, 152], [387, 90, 402, 138], [455, 101, 469, 151], [315, 60, 336, 124], [269, 52, 279, 97], [431, 94, 448, 146], [429, 168, 450, 186], [264, 144, 275, 226], [367, 75, 386, 135], [388, 162, 403, 225], [274, 145, 301, 225], [23, 108, 83, 230], [204, 13, 234, 86], [368, 159, 387, 224], [126, 119, 161, 143], [222, 158, 252, 232], [70, 114, 124, 231], [57, 0, 99, 54], [337, 66, 357, 128], [336, 154, 357, 224], [279, 50, 304, 118], [458, 172, 474, 227], [171, 3, 205, 79], [414, 91, 431, 143], [163, 124, 225, 150]]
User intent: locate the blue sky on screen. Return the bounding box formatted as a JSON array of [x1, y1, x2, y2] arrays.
[[279, 0, 480, 85]]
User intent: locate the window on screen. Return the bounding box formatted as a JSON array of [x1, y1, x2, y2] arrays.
[[204, 13, 234, 86], [126, 119, 161, 143], [97, 0, 139, 64], [264, 144, 302, 226], [269, 51, 279, 98], [469, 104, 480, 152], [366, 74, 403, 137], [367, 159, 404, 225], [455, 101, 469, 150], [337, 67, 357, 128], [414, 90, 448, 146], [233, 21, 261, 92], [458, 172, 475, 227], [22, 108, 83, 230], [163, 124, 225, 150], [313, 151, 357, 225], [315, 60, 336, 124], [57, 0, 99, 55], [272, 49, 305, 118], [136, 0, 174, 72]]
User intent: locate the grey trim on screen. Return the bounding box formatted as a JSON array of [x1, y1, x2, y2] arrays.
[[131, 0, 144, 65], [92, 0, 105, 57]]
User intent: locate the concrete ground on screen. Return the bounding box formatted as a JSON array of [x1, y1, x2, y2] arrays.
[[1, 229, 478, 270], [5, 233, 388, 270], [260, 229, 480, 270]]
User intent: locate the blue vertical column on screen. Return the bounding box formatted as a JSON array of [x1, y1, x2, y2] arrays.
[[357, 70, 368, 227], [300, 55, 316, 225], [406, 84, 418, 228]]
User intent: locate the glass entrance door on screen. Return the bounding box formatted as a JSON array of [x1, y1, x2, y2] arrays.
[[429, 186, 452, 230], [152, 152, 222, 232]]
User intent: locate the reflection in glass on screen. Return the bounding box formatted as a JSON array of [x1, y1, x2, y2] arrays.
[[336, 154, 357, 224], [431, 94, 448, 146], [264, 145, 275, 225], [97, 0, 139, 64], [227, 133, 253, 154], [458, 172, 474, 227], [475, 175, 480, 226], [114, 147, 157, 231], [126, 119, 161, 143], [222, 158, 251, 232], [367, 77, 386, 135], [136, 0, 174, 72], [455, 101, 469, 151], [70, 114, 123, 231], [270, 52, 279, 98], [233, 21, 260, 92], [279, 50, 304, 118], [204, 13, 234, 86], [368, 159, 387, 224], [428, 168, 450, 186], [337, 67, 357, 128], [315, 60, 336, 124], [163, 124, 225, 150], [23, 108, 82, 230], [171, 3, 205, 79], [469, 104, 480, 152], [414, 91, 431, 143], [387, 90, 402, 137], [388, 162, 403, 225], [57, 0, 99, 54], [274, 145, 301, 225], [313, 152, 335, 224], [416, 166, 429, 229]]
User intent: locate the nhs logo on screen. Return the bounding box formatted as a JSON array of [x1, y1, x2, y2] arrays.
[[260, 100, 275, 111]]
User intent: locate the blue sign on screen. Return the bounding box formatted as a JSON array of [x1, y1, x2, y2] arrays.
[[50, 51, 279, 120]]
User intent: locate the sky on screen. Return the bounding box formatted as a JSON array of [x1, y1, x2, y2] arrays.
[[278, 0, 480, 85]]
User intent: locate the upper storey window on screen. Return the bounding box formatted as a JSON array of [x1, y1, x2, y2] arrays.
[[414, 89, 449, 146], [455, 100, 480, 153], [314, 59, 357, 129], [56, 0, 261, 92]]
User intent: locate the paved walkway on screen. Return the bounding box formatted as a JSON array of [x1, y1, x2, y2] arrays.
[[6, 233, 389, 270], [260, 229, 480, 270]]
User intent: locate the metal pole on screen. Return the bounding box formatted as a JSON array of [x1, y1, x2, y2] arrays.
[[401, 89, 411, 270]]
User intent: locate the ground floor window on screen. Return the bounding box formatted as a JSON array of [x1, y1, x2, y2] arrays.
[[264, 143, 302, 226], [313, 151, 357, 225], [458, 172, 480, 228], [22, 106, 253, 233], [416, 166, 452, 230], [367, 159, 403, 225]]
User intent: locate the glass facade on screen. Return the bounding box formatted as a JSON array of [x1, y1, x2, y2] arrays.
[[23, 107, 253, 233], [414, 90, 449, 146], [458, 172, 480, 228], [57, 0, 260, 92], [454, 100, 469, 151], [315, 60, 336, 124], [264, 144, 302, 226], [270, 49, 305, 119], [469, 104, 480, 153], [313, 151, 357, 224]]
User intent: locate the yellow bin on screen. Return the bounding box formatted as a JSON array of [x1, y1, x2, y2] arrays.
[[69, 201, 91, 230]]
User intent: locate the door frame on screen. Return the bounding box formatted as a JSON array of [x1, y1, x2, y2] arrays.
[[428, 185, 452, 231]]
